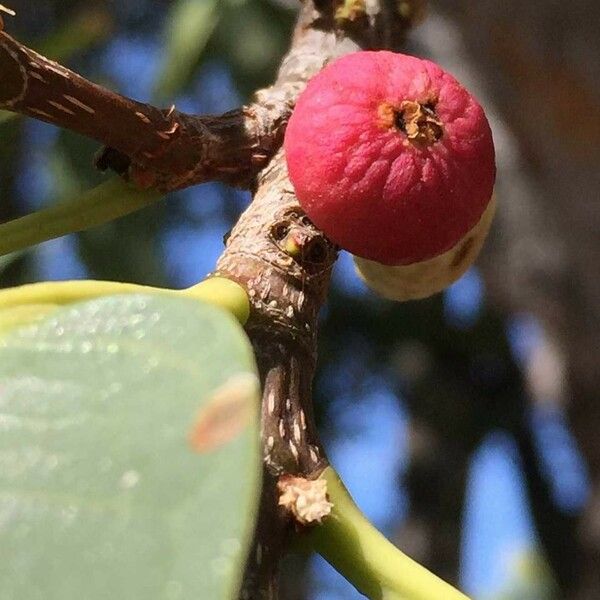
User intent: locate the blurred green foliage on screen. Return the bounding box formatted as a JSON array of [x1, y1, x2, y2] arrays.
[[154, 0, 219, 101]]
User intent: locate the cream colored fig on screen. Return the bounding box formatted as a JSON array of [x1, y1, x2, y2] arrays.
[[354, 196, 496, 301]]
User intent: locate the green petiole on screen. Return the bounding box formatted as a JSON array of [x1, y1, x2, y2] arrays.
[[0, 178, 161, 258], [0, 277, 250, 326], [311, 467, 471, 600]]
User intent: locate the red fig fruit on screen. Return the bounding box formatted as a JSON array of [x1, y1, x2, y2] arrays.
[[284, 51, 496, 284]]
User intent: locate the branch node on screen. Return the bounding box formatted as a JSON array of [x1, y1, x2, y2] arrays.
[[277, 474, 333, 526]]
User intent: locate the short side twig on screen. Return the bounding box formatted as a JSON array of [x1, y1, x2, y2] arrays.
[[0, 29, 291, 192]]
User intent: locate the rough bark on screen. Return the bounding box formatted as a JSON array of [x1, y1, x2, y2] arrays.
[[216, 150, 338, 596], [0, 26, 289, 191]]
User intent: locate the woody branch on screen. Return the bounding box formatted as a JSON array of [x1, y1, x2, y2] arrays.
[[215, 2, 418, 596], [0, 28, 291, 192]]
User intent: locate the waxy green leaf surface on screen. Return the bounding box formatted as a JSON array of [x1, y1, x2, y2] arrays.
[[0, 294, 260, 600]]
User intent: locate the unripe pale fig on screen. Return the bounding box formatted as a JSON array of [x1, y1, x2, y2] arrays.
[[284, 51, 496, 299], [354, 195, 496, 300]]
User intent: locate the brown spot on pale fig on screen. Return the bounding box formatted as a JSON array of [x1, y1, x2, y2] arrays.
[[188, 373, 258, 453], [450, 236, 476, 270]]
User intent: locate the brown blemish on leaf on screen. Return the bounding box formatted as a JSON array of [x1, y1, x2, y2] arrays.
[[188, 373, 258, 453]]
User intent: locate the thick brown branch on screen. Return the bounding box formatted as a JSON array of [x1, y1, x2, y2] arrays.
[[217, 147, 337, 600], [0, 29, 290, 191], [213, 3, 413, 597], [218, 149, 335, 476]]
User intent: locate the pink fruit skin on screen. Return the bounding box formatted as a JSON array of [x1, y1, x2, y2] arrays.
[[284, 51, 496, 266]]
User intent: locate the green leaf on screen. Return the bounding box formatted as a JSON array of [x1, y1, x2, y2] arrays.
[[0, 303, 58, 337], [0, 278, 250, 326], [0, 294, 261, 600], [154, 0, 219, 100]]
